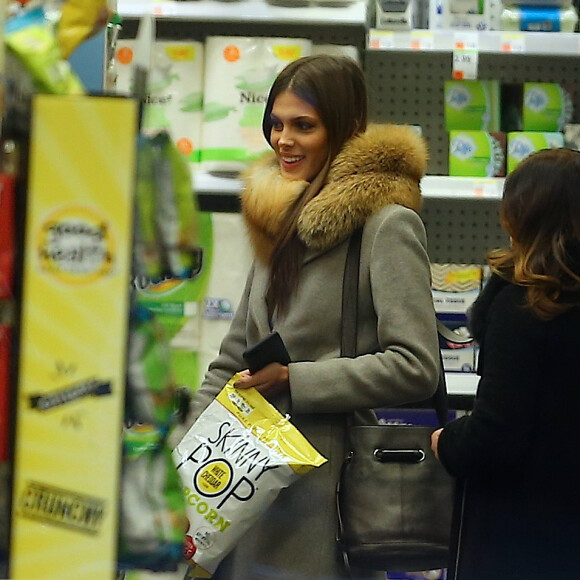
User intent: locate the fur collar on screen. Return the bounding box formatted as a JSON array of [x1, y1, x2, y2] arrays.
[[240, 123, 428, 263]]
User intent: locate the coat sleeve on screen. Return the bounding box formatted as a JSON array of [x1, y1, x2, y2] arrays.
[[437, 286, 544, 479], [289, 206, 440, 413]]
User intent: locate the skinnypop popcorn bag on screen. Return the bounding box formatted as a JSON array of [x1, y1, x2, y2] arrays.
[[172, 374, 327, 578]]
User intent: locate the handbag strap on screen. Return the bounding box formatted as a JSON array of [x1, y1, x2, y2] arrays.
[[340, 228, 450, 428]]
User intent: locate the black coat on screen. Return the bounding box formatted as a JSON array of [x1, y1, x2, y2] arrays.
[[438, 274, 580, 580]]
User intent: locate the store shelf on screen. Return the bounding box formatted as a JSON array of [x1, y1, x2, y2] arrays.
[[118, 0, 367, 25], [421, 175, 504, 200], [193, 172, 504, 200], [368, 28, 580, 55], [194, 172, 241, 195], [446, 372, 478, 397]]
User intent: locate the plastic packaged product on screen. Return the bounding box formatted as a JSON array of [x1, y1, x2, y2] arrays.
[[134, 131, 200, 283], [200, 36, 311, 176], [172, 374, 327, 578], [119, 306, 188, 573], [115, 39, 205, 168], [119, 424, 188, 573], [500, 5, 578, 32], [57, 0, 111, 59], [5, 5, 85, 94]]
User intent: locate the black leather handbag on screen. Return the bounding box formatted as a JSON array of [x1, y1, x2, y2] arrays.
[[336, 229, 464, 574]]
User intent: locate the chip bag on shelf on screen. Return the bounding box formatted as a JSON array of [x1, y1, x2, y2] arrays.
[[172, 374, 327, 578]]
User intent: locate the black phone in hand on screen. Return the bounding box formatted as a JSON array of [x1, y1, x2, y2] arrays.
[[242, 332, 291, 374]]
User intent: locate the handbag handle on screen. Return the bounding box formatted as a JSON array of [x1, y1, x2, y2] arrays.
[[340, 228, 453, 428]]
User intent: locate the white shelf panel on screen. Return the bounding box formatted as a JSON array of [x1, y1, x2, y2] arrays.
[[118, 0, 367, 25], [421, 175, 504, 200], [368, 29, 580, 55], [194, 172, 242, 195], [193, 172, 505, 199], [446, 372, 478, 397]]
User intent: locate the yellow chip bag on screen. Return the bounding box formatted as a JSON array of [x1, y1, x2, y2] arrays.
[[172, 374, 327, 578]]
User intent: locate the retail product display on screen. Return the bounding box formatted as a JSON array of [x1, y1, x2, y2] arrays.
[[445, 79, 572, 176], [0, 170, 15, 464]]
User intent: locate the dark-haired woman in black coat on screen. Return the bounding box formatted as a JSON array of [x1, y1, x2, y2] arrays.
[[431, 147, 580, 580]]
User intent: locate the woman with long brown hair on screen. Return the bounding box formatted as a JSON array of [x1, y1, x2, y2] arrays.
[[432, 147, 580, 580], [182, 54, 440, 579]]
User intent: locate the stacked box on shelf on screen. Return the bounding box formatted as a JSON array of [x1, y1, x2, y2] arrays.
[[431, 263, 483, 373], [444, 80, 506, 177], [506, 82, 570, 171]]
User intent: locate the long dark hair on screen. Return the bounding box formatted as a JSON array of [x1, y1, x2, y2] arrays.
[[261, 55, 368, 317], [488, 147, 580, 319]]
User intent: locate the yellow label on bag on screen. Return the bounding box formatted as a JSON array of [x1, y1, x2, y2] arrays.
[[216, 377, 327, 474]]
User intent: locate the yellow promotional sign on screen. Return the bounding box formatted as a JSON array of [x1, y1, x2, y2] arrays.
[[10, 95, 137, 580]]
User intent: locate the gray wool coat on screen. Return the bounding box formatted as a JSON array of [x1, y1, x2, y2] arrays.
[[183, 124, 440, 580]]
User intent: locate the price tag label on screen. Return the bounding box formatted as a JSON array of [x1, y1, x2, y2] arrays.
[[369, 30, 395, 50], [452, 49, 479, 79], [472, 179, 502, 198], [500, 33, 526, 53], [452, 32, 479, 79], [152, 1, 177, 16], [409, 31, 434, 51]]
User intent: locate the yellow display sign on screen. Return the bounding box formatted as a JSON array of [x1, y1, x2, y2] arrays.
[[10, 95, 137, 580]]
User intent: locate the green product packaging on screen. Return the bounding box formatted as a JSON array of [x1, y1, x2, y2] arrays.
[[134, 131, 201, 281], [444, 80, 500, 132], [136, 212, 213, 394], [507, 131, 564, 173], [449, 130, 506, 177], [522, 82, 574, 132], [118, 424, 187, 573], [5, 6, 85, 95]]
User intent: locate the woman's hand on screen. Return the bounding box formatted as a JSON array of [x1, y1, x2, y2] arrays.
[[431, 428, 443, 460], [234, 363, 290, 399]]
